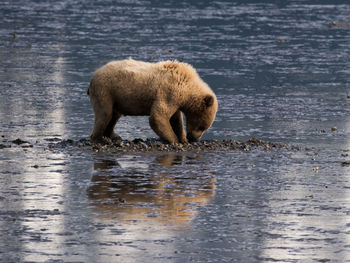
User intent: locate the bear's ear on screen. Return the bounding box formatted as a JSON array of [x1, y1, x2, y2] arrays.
[[204, 95, 214, 108]]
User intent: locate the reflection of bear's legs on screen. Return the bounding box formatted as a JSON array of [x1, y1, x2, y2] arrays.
[[170, 110, 187, 143], [103, 110, 122, 139]]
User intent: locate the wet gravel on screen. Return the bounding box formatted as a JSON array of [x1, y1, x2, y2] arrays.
[[87, 137, 298, 153], [0, 136, 298, 153]]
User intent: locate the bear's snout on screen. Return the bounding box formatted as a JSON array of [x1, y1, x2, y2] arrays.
[[187, 133, 200, 143]]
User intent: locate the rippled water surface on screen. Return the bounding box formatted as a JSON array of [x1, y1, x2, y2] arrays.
[[1, 1, 350, 262]]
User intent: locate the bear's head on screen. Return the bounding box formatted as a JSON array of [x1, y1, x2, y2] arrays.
[[186, 95, 218, 142]]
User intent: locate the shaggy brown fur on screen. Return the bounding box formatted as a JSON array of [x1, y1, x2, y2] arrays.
[[88, 58, 218, 143]]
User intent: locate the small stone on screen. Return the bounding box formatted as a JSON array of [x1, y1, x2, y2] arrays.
[[132, 138, 144, 144], [0, 144, 8, 149], [44, 137, 61, 142], [12, 138, 28, 145], [113, 140, 122, 147], [341, 161, 350, 167]]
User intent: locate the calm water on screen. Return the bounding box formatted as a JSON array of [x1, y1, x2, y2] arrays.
[[1, 1, 350, 262]]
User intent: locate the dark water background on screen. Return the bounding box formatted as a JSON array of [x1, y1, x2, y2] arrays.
[[1, 1, 350, 262]]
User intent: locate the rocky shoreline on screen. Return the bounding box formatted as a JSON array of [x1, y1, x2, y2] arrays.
[[86, 137, 296, 153], [0, 136, 299, 153]]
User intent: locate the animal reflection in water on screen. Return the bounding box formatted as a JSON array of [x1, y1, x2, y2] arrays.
[[87, 154, 216, 225]]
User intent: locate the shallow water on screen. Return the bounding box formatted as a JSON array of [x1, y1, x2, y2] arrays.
[[1, 1, 350, 262]]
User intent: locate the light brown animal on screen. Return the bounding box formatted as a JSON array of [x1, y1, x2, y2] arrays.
[[87, 59, 218, 143]]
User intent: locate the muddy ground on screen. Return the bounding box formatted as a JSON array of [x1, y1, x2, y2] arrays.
[[0, 136, 302, 153]]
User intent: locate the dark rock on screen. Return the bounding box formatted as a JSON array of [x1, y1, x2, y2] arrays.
[[341, 161, 350, 167], [44, 137, 61, 142], [21, 144, 33, 148], [12, 138, 29, 145], [132, 138, 144, 144], [0, 144, 9, 149]]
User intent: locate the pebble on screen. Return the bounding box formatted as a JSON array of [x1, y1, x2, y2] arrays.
[[342, 161, 350, 167], [0, 144, 8, 149], [12, 138, 29, 145]]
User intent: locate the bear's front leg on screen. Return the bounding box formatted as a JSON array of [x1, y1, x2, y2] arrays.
[[149, 113, 179, 144], [170, 110, 187, 143]]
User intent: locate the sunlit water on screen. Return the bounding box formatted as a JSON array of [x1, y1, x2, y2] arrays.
[[1, 1, 350, 262]]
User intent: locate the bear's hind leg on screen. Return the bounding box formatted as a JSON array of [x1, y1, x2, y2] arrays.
[[90, 102, 114, 143], [104, 110, 122, 140]]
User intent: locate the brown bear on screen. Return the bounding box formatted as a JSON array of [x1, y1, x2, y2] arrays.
[[87, 58, 218, 144]]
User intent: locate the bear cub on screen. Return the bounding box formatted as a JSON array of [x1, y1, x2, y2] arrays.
[[88, 58, 218, 144]]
